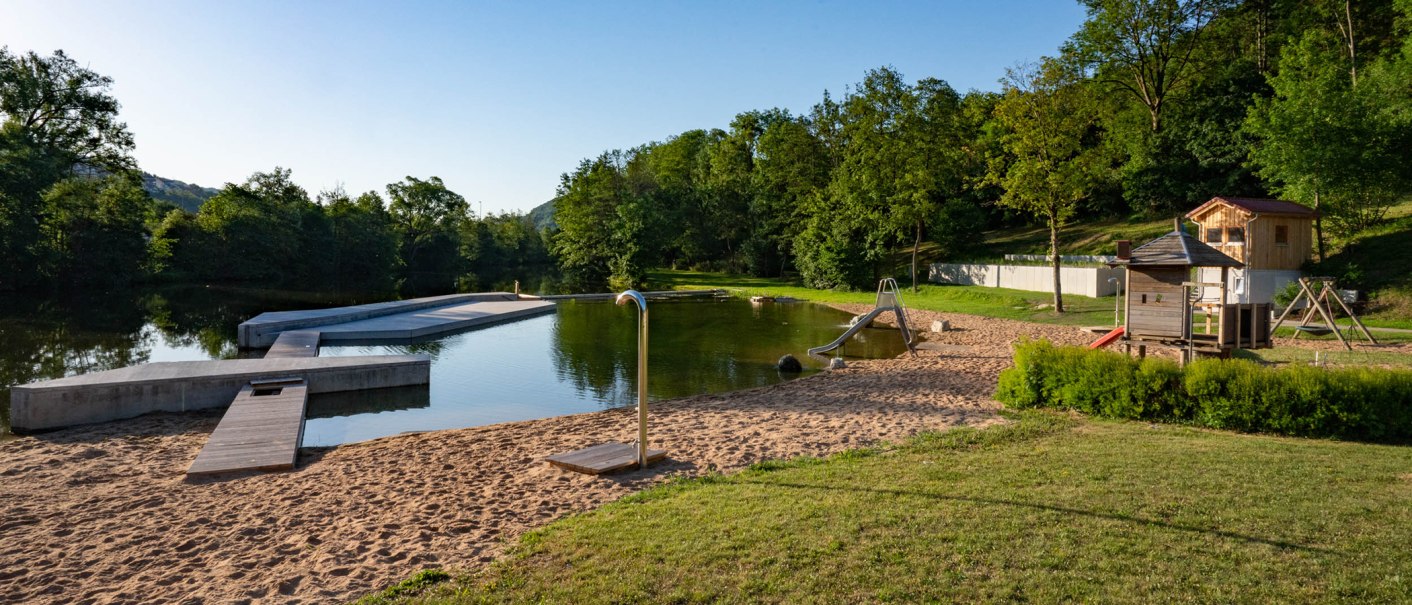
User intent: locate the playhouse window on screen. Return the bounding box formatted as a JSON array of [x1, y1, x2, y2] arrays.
[[1275, 225, 1289, 245], [1205, 228, 1222, 243], [1227, 227, 1245, 244]]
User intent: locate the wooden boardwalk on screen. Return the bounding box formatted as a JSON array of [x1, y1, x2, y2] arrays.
[[545, 442, 667, 475], [265, 330, 320, 358], [187, 378, 309, 476]]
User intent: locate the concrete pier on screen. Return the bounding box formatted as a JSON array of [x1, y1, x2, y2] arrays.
[[264, 330, 321, 358], [238, 292, 550, 347], [314, 298, 555, 342], [9, 355, 429, 432]]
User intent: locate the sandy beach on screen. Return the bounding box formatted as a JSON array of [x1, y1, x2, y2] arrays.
[[0, 311, 1115, 603]]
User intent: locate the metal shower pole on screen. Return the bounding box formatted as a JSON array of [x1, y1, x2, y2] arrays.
[[615, 290, 649, 467]]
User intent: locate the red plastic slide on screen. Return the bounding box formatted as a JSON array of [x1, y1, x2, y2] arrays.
[[1088, 326, 1125, 349]]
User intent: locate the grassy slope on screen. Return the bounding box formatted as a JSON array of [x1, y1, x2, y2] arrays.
[[657, 198, 1412, 331], [972, 215, 1178, 260], [394, 412, 1412, 604], [1322, 200, 1412, 325]]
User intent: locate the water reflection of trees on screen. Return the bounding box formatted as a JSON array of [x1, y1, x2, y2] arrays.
[[549, 300, 888, 407], [551, 301, 637, 405], [0, 286, 395, 430], [0, 290, 154, 430]]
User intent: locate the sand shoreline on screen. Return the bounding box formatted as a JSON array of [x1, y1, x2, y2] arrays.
[[0, 310, 1091, 604]]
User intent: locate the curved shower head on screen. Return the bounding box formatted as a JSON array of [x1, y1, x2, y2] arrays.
[[615, 290, 647, 310]]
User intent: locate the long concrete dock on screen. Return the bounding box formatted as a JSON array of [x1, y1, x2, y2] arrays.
[[313, 298, 555, 342], [9, 355, 429, 431], [265, 330, 321, 358], [238, 292, 554, 348], [13, 291, 557, 475]]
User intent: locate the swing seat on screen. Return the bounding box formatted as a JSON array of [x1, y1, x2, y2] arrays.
[[1294, 325, 1334, 336]]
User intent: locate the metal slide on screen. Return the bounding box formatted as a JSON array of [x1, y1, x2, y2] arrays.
[[807, 278, 918, 357], [807, 307, 891, 356]]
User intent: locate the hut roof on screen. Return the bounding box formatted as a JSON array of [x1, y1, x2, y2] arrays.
[[1186, 196, 1316, 220], [1110, 228, 1244, 268]]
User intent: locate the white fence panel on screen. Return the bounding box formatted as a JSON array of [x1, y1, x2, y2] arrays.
[[930, 263, 1124, 298]]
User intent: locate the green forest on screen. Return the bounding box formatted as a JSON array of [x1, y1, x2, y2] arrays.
[[2, 0, 1410, 301]]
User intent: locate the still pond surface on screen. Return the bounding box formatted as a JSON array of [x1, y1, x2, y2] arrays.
[[1, 287, 906, 445]]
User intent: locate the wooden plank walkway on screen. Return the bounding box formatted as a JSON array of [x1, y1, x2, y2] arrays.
[[265, 330, 320, 358], [545, 442, 667, 475], [187, 378, 309, 476]]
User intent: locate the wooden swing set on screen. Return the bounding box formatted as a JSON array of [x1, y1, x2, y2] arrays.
[[1269, 277, 1378, 350]]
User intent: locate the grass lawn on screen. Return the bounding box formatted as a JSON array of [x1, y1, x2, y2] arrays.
[[651, 270, 1118, 327], [1235, 346, 1412, 368], [655, 269, 1412, 334], [375, 412, 1412, 604]]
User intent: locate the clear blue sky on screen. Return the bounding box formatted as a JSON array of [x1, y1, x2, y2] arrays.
[[2, 1, 1087, 213]]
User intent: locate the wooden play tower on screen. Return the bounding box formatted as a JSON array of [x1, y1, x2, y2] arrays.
[[1107, 221, 1273, 362]]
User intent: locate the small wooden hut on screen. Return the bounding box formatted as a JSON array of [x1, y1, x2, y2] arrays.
[[1110, 223, 1272, 361], [1184, 196, 1315, 304]]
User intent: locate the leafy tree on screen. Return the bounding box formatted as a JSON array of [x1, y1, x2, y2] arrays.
[[816, 67, 969, 291], [637, 130, 712, 267], [897, 78, 967, 291], [1072, 0, 1227, 133], [552, 152, 633, 289], [793, 193, 870, 290], [1245, 28, 1412, 259], [146, 208, 204, 280], [195, 167, 318, 282], [828, 67, 917, 280], [0, 48, 135, 289], [323, 188, 399, 290], [386, 176, 468, 292], [750, 115, 830, 276], [704, 111, 785, 267], [39, 173, 152, 286], [988, 59, 1105, 313], [0, 48, 134, 172], [462, 211, 553, 280]]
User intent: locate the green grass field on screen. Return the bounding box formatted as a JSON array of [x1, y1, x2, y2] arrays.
[[371, 412, 1412, 604], [651, 270, 1118, 327]]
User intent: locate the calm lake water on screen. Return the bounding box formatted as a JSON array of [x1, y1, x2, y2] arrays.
[[1, 288, 906, 444]]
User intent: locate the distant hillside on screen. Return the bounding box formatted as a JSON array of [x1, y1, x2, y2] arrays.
[[529, 198, 556, 230], [142, 172, 219, 213]]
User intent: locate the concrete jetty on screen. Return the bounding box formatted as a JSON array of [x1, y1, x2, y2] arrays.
[[313, 298, 556, 342], [9, 355, 429, 432], [238, 292, 553, 348], [265, 330, 321, 358]]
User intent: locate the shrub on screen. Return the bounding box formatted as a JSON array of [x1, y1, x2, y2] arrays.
[[995, 340, 1412, 442]]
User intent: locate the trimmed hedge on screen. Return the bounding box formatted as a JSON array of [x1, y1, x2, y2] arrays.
[[996, 340, 1412, 442]]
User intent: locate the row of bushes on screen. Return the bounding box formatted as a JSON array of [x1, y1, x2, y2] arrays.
[[995, 340, 1412, 442]]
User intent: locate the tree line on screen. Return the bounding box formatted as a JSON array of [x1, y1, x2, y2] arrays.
[[0, 49, 550, 294], [552, 0, 1412, 310], [3, 1, 1410, 305]]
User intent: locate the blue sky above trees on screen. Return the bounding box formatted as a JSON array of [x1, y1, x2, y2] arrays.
[[0, 1, 1086, 213]]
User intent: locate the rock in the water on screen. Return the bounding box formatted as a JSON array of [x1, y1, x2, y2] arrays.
[[777, 354, 803, 373], [828, 357, 847, 370]]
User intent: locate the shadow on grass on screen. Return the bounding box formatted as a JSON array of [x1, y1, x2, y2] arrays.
[[743, 479, 1336, 555]]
